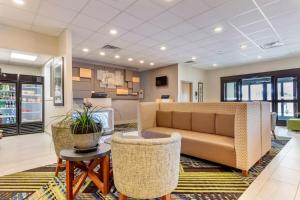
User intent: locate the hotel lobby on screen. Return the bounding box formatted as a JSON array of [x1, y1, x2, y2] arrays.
[[0, 0, 300, 199]]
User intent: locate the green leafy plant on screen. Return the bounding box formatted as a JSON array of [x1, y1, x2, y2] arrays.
[[71, 102, 103, 134]]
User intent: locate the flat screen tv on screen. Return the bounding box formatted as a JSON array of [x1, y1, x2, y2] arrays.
[[156, 76, 168, 87]]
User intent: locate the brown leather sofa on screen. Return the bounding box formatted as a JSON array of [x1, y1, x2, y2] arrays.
[[138, 102, 271, 175]]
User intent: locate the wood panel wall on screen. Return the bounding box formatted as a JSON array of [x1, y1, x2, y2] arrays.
[[72, 61, 140, 100]]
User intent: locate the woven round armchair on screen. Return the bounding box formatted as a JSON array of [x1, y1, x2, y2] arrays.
[[111, 133, 181, 200]]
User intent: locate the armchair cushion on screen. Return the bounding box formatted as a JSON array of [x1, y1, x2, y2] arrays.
[[215, 114, 235, 137], [192, 112, 215, 134], [156, 111, 172, 128], [172, 111, 191, 130]]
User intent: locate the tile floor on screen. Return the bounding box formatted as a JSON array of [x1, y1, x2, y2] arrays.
[[0, 132, 56, 176], [240, 127, 300, 200], [0, 128, 299, 199]]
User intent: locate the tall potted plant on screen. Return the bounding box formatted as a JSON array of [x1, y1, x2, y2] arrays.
[[71, 102, 103, 150]]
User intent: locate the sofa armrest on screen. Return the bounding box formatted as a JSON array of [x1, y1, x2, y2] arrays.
[[260, 102, 272, 155], [138, 102, 159, 133], [234, 103, 261, 171]]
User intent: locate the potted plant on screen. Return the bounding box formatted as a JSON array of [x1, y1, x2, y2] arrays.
[[71, 102, 103, 150]]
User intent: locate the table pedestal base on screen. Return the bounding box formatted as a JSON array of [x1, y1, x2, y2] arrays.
[[66, 155, 110, 200]]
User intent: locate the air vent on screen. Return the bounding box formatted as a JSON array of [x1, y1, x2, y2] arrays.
[[260, 41, 284, 49], [101, 45, 121, 51], [184, 60, 196, 64]]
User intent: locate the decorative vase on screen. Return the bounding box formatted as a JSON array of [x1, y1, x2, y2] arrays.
[[72, 131, 101, 149]]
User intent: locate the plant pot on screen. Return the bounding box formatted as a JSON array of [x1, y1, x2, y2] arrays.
[[72, 132, 101, 149]]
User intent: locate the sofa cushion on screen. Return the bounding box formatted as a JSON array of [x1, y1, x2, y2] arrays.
[[192, 112, 215, 134], [156, 111, 172, 128], [172, 111, 191, 130], [215, 114, 235, 137], [142, 127, 236, 167]]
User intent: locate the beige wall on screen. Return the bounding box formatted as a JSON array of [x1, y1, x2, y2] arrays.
[[43, 30, 73, 133], [206, 56, 300, 101], [178, 64, 207, 102], [0, 63, 42, 76], [0, 25, 73, 134], [0, 26, 59, 56], [140, 64, 178, 102]]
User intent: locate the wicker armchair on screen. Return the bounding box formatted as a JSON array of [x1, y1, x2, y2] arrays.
[[111, 133, 181, 200], [51, 123, 74, 176]]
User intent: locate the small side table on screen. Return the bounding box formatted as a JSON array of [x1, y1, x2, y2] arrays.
[[60, 143, 111, 200]]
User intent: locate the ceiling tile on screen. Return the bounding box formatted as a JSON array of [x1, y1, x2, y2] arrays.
[[202, 0, 228, 7], [38, 1, 77, 23], [72, 14, 105, 32], [188, 9, 224, 29], [0, 17, 31, 30], [151, 0, 182, 8], [169, 0, 210, 19], [181, 30, 210, 42], [0, 4, 35, 24], [109, 39, 133, 49], [132, 23, 162, 37], [110, 12, 144, 30], [230, 9, 264, 28], [136, 38, 160, 47], [0, 0, 40, 12], [100, 0, 137, 10], [69, 25, 94, 45], [165, 37, 189, 48], [167, 22, 198, 36], [82, 0, 120, 22], [118, 31, 144, 43], [87, 31, 115, 45], [96, 24, 128, 39], [126, 0, 164, 21], [150, 30, 177, 42], [44, 0, 89, 11], [150, 11, 183, 29]]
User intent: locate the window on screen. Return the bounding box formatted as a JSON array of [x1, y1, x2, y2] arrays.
[[221, 69, 300, 125], [224, 82, 238, 101]]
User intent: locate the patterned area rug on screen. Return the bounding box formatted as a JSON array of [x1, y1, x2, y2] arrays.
[[0, 135, 290, 200]]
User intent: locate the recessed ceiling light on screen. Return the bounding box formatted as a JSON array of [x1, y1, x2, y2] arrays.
[[99, 51, 105, 56], [160, 46, 167, 51], [257, 55, 262, 59], [115, 55, 120, 59], [109, 29, 118, 35], [212, 63, 218, 67], [192, 56, 197, 60], [214, 26, 223, 33], [240, 44, 247, 49], [11, 52, 37, 61], [82, 48, 89, 52], [13, 0, 25, 5], [150, 62, 155, 66], [139, 60, 144, 64], [128, 58, 133, 62]]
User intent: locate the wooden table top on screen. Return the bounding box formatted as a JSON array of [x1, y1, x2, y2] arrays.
[[60, 143, 111, 161]]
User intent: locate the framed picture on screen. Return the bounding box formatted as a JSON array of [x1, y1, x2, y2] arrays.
[[52, 57, 64, 106], [198, 82, 203, 102]]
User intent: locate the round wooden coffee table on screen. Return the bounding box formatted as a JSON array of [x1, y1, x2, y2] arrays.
[[60, 143, 111, 200]]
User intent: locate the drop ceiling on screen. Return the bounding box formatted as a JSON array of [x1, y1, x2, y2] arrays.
[[0, 0, 300, 70]]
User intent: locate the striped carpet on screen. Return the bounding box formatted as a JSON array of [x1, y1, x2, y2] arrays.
[[0, 136, 290, 200]]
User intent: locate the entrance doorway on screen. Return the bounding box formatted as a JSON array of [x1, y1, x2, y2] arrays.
[[181, 81, 192, 102]]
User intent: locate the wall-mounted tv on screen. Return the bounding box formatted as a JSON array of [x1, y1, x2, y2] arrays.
[[156, 76, 168, 87]]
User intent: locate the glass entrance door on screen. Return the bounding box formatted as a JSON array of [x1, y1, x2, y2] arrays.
[[276, 77, 297, 123], [240, 77, 272, 103]]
